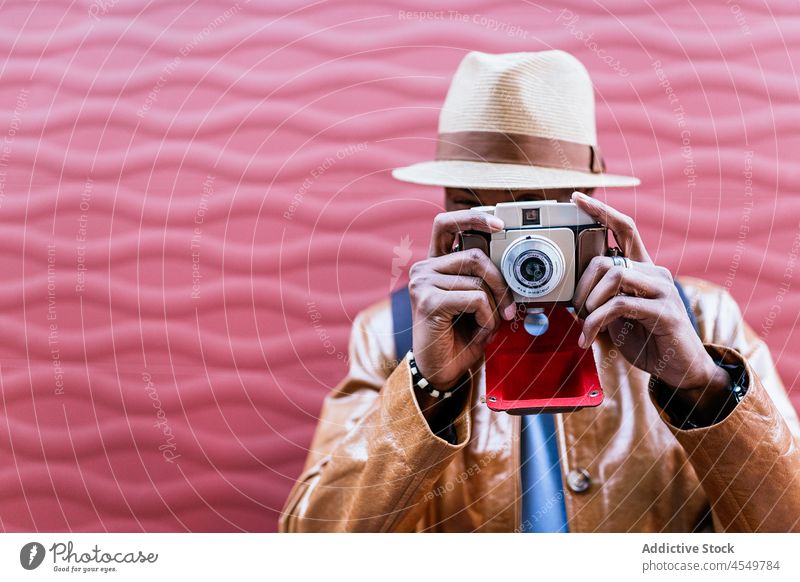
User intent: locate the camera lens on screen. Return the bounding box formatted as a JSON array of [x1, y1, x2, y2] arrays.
[[500, 235, 565, 299], [516, 252, 552, 288]]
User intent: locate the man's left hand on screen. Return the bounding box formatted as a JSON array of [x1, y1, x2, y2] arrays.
[[571, 192, 730, 396]]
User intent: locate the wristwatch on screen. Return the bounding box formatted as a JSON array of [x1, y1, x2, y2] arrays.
[[651, 359, 748, 430]]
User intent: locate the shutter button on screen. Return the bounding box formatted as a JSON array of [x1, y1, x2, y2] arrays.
[[567, 468, 591, 493]]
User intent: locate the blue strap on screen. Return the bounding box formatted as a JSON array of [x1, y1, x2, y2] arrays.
[[391, 286, 413, 359], [674, 280, 699, 335], [520, 413, 568, 532]]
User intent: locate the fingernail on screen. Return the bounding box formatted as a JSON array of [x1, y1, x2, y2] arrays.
[[488, 217, 504, 231], [503, 303, 516, 321], [578, 332, 586, 348]]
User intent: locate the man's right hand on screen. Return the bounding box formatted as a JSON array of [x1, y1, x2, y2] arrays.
[[408, 211, 517, 391]]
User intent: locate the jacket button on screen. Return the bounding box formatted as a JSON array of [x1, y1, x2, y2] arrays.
[[567, 468, 591, 493]]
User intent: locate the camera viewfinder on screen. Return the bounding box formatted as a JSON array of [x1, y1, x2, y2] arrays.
[[522, 207, 540, 225]]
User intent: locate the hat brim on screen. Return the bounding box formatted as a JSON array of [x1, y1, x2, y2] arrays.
[[392, 160, 640, 190]]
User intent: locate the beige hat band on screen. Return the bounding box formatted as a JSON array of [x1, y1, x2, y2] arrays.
[[435, 130, 606, 174]]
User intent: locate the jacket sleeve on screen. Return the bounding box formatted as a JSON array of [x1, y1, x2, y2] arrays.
[[279, 303, 473, 532], [652, 281, 800, 532]]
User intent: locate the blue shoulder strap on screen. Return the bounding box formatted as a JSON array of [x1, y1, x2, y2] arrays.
[[674, 279, 699, 335], [519, 413, 568, 532], [391, 286, 414, 359]]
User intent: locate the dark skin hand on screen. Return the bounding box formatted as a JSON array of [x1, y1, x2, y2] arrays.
[[409, 188, 730, 428], [569, 191, 730, 419]]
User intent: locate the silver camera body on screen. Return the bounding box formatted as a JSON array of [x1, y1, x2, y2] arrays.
[[463, 201, 607, 304]]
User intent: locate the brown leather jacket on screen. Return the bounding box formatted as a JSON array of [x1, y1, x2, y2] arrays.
[[280, 277, 800, 532]]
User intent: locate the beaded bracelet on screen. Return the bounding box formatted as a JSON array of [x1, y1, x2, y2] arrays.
[[407, 351, 459, 399]]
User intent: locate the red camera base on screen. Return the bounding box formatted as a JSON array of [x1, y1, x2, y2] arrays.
[[484, 305, 603, 415]]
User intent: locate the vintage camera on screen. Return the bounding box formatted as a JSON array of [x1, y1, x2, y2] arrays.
[[457, 201, 607, 304]]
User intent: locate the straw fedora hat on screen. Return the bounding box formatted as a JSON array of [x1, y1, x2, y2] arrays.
[[392, 50, 639, 190]]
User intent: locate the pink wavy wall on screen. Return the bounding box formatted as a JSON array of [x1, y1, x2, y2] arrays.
[[0, 0, 798, 532]]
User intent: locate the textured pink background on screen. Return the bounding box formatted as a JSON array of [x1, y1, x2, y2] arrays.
[[0, 0, 798, 532]]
